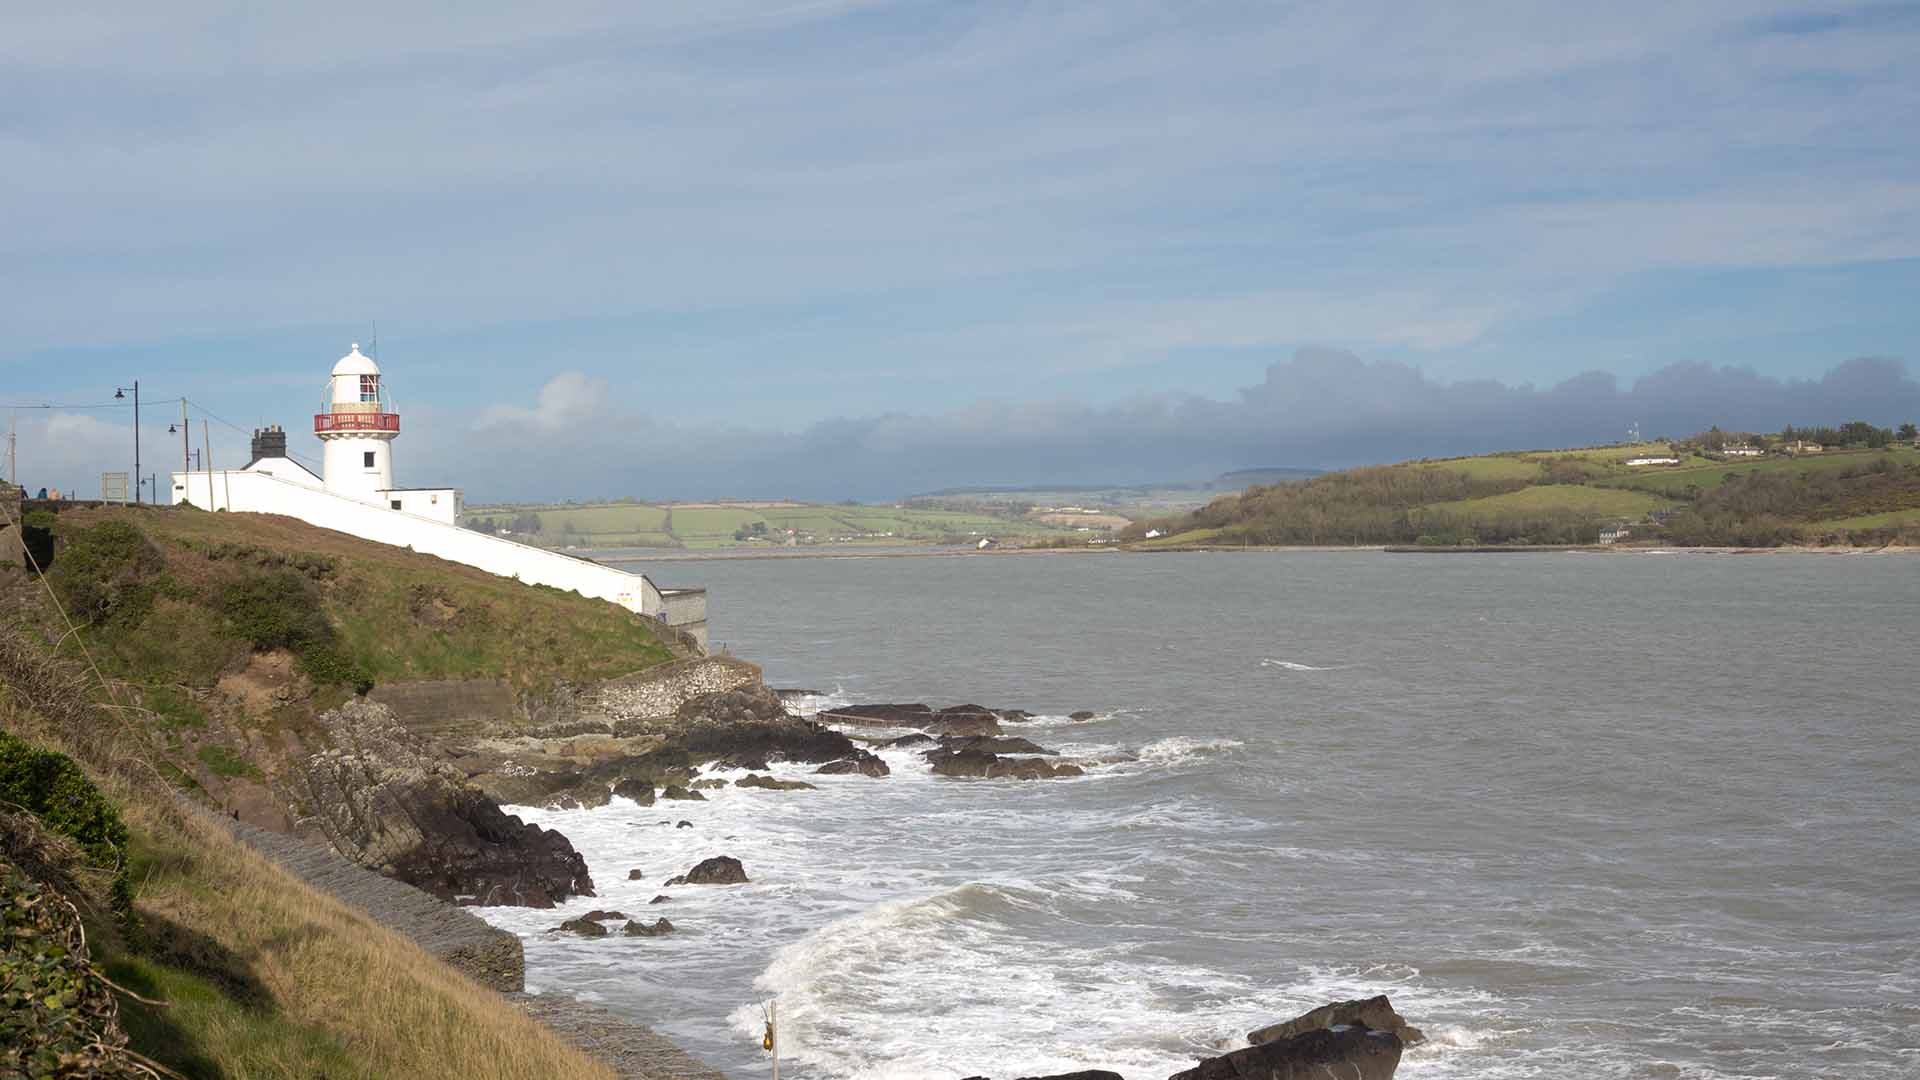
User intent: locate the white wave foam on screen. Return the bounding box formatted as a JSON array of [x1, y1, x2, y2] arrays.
[[734, 891, 1516, 1080], [1261, 659, 1337, 671]]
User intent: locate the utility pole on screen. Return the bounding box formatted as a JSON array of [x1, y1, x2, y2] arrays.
[[202, 421, 214, 511], [115, 381, 141, 504], [5, 409, 15, 485]]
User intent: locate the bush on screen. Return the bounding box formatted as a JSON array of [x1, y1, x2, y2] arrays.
[[0, 730, 136, 937], [218, 571, 372, 692], [47, 520, 168, 629]]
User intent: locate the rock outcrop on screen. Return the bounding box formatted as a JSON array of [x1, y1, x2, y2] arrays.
[[622, 917, 676, 937], [556, 917, 609, 937], [736, 774, 817, 791], [611, 779, 655, 805], [924, 747, 1084, 780], [288, 699, 594, 908], [1248, 995, 1424, 1048], [664, 856, 748, 886], [813, 754, 891, 777], [1172, 1025, 1402, 1080]]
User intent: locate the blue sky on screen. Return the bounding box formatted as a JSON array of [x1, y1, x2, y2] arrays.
[[4, 2, 1918, 499]]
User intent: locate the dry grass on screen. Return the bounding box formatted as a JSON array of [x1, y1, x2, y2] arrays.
[[120, 799, 617, 1080], [1, 641, 615, 1080]]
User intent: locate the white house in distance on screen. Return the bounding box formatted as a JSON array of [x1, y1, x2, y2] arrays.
[[171, 345, 707, 648]]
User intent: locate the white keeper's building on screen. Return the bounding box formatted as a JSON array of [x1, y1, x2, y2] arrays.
[[170, 345, 707, 647]]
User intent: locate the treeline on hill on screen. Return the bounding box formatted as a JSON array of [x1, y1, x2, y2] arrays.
[[1676, 420, 1916, 452], [1126, 419, 1920, 548], [1135, 462, 1584, 546], [1663, 455, 1920, 546]]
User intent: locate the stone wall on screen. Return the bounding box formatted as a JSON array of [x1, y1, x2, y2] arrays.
[[0, 483, 22, 567], [599, 656, 762, 721], [370, 678, 518, 739]]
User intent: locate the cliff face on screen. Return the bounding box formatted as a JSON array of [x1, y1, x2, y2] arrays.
[[3, 505, 698, 908], [286, 699, 594, 908]]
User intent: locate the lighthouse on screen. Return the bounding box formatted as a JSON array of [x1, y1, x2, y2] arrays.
[[316, 343, 399, 502]]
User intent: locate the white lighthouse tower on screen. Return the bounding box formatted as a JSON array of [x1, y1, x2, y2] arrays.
[[316, 343, 398, 502]]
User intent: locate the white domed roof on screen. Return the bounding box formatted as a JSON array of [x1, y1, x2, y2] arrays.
[[332, 343, 381, 377]]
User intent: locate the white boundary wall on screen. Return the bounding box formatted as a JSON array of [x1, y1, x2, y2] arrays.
[[172, 469, 664, 616]]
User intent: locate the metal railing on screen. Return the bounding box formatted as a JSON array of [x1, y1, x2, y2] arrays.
[[314, 412, 400, 433]]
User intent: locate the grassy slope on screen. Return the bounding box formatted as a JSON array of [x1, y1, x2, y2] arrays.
[[1133, 442, 1920, 547], [1418, 484, 1676, 518], [97, 505, 679, 690], [2, 702, 614, 1080], [1598, 447, 1917, 495]]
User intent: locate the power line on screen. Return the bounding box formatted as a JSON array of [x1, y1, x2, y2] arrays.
[[183, 397, 327, 471]]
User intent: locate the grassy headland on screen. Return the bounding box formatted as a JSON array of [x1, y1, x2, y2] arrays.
[[1, 503, 696, 1076], [1126, 427, 1920, 549]]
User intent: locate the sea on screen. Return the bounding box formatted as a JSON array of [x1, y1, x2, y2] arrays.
[[475, 549, 1920, 1080]]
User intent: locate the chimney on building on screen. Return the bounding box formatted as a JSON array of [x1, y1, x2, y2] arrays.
[[249, 424, 288, 466]]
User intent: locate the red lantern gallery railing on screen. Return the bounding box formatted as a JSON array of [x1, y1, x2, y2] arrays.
[[314, 413, 400, 433]]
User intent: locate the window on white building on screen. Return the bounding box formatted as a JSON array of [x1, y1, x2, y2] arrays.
[[391, 500, 402, 510], [360, 374, 379, 403], [363, 451, 375, 468]]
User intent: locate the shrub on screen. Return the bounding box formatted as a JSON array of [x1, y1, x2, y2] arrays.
[[218, 570, 372, 692], [0, 730, 136, 937], [46, 520, 168, 629]]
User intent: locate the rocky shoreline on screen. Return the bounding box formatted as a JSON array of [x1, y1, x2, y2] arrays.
[[260, 653, 1418, 1078]]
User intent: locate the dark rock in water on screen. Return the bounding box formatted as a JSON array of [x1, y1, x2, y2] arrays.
[[813, 753, 891, 777], [1249, 995, 1424, 1048], [291, 699, 595, 909], [995, 709, 1035, 723], [882, 734, 935, 749], [581, 909, 627, 922], [621, 917, 676, 937], [649, 894, 673, 904], [924, 747, 1083, 780], [543, 779, 612, 811], [1014, 1072, 1125, 1080], [556, 917, 609, 937], [736, 774, 818, 791], [611, 778, 655, 805], [663, 855, 748, 886], [1069, 710, 1096, 721], [926, 705, 1002, 737], [627, 868, 645, 880], [676, 820, 693, 829], [660, 785, 707, 801], [690, 778, 729, 790], [938, 735, 1056, 755], [1171, 1025, 1401, 1080], [822, 703, 934, 727], [673, 686, 862, 765]]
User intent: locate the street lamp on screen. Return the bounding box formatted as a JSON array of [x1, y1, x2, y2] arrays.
[[114, 382, 141, 504]]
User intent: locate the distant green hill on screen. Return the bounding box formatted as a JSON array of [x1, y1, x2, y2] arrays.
[[463, 499, 1085, 550], [1128, 431, 1920, 549]]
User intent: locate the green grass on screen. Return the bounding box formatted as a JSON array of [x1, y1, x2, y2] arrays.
[[1419, 484, 1675, 519], [1419, 455, 1542, 482], [196, 744, 263, 780], [1603, 447, 1919, 495]]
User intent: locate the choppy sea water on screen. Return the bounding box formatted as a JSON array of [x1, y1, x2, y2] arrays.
[[478, 550, 1920, 1080]]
